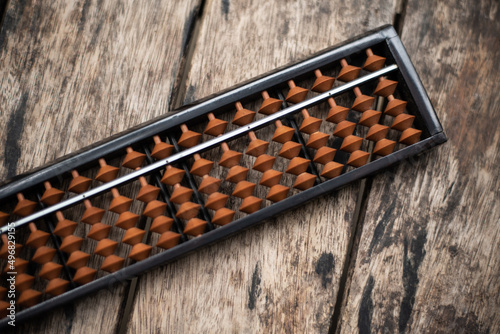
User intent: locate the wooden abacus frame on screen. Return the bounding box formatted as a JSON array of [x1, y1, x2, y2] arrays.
[[0, 25, 446, 327]]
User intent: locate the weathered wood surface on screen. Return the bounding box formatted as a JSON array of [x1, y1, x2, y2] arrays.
[[0, 0, 201, 332], [338, 0, 500, 333], [127, 0, 396, 333]]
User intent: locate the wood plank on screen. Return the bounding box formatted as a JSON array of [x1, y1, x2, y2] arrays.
[[128, 0, 397, 332], [0, 0, 201, 332], [338, 1, 500, 333]]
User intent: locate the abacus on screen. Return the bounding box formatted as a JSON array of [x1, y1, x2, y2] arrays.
[[0, 25, 446, 327]]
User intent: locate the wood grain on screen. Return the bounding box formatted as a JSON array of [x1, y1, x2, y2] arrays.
[[0, 0, 201, 332], [128, 0, 397, 332], [338, 1, 500, 333]]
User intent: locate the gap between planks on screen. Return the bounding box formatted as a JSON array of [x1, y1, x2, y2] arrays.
[[116, 1, 208, 333]]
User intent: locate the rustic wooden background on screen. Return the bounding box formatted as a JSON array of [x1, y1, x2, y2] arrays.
[[0, 0, 498, 333]]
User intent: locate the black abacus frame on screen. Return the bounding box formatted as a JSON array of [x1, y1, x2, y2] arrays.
[[0, 24, 446, 327]]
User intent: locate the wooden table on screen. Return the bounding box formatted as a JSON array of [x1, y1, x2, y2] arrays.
[[0, 0, 498, 332]]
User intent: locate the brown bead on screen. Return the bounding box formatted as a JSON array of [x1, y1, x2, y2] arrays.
[[204, 118, 228, 136], [40, 184, 64, 205], [366, 124, 389, 142], [299, 115, 322, 134], [122, 149, 146, 169], [225, 165, 249, 183], [232, 108, 256, 126], [95, 162, 120, 182], [53, 217, 78, 237], [128, 243, 152, 261], [285, 85, 309, 103], [150, 216, 174, 234], [373, 139, 396, 156], [178, 129, 202, 148], [4, 257, 28, 274], [259, 170, 283, 187], [313, 146, 336, 165], [101, 255, 125, 273], [232, 181, 256, 198], [352, 94, 375, 112], [32, 246, 56, 264], [384, 98, 407, 116], [26, 229, 50, 248], [212, 208, 235, 226], [183, 218, 207, 236], [374, 79, 398, 97], [312, 70, 335, 92], [0, 236, 22, 258], [45, 278, 69, 296], [337, 64, 361, 82], [67, 251, 91, 269], [333, 121, 356, 138], [272, 125, 295, 144], [253, 154, 276, 172], [359, 109, 382, 127], [87, 223, 112, 241], [16, 273, 35, 291], [190, 158, 213, 176], [170, 186, 193, 204], [18, 289, 42, 307], [363, 54, 386, 71], [391, 114, 415, 131], [176, 202, 201, 220], [198, 176, 221, 194], [136, 184, 160, 203], [68, 175, 92, 194], [143, 200, 167, 218], [239, 196, 262, 214], [94, 239, 118, 257], [151, 141, 174, 160], [122, 227, 146, 245], [266, 185, 289, 202], [278, 141, 302, 159], [246, 138, 269, 157], [219, 149, 242, 168], [115, 211, 140, 230], [109, 195, 133, 214], [39, 262, 62, 280], [0, 300, 10, 318], [340, 135, 363, 153], [161, 166, 185, 185], [205, 192, 229, 210], [294, 172, 316, 190], [81, 202, 105, 225], [286, 157, 310, 175], [399, 128, 422, 145], [73, 267, 97, 285], [258, 92, 282, 115], [306, 132, 330, 149], [347, 150, 370, 167], [326, 105, 350, 123], [13, 196, 37, 217], [156, 231, 181, 249], [321, 161, 344, 179], [0, 211, 9, 226], [60, 235, 83, 253]]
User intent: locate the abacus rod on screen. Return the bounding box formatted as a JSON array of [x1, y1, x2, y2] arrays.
[[2, 64, 397, 233]]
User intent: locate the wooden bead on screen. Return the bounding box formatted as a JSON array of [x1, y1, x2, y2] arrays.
[[358, 109, 382, 127], [286, 157, 310, 175], [347, 150, 370, 167], [170, 186, 193, 204], [150, 216, 174, 234], [399, 128, 422, 145], [73, 267, 97, 285], [294, 172, 316, 190], [312, 69, 335, 92], [45, 278, 69, 296], [326, 105, 350, 123], [212, 208, 235, 226], [87, 223, 112, 241], [306, 131, 330, 149], [232, 181, 256, 198], [373, 139, 396, 156], [101, 255, 125, 273], [266, 185, 289, 202], [278, 141, 302, 160], [313, 146, 336, 165], [225, 165, 249, 183], [205, 192, 229, 210], [176, 202, 201, 220], [156, 231, 181, 249], [122, 227, 146, 245], [115, 211, 140, 230], [94, 239, 118, 257], [374, 79, 398, 97], [198, 176, 221, 194], [239, 196, 262, 214], [67, 251, 91, 269], [39, 262, 62, 280], [259, 170, 283, 187], [122, 148, 146, 169], [183, 218, 206, 236], [253, 154, 276, 172], [60, 235, 83, 253], [143, 200, 167, 218], [340, 135, 363, 153], [366, 124, 389, 142], [161, 166, 185, 185], [391, 114, 415, 131], [32, 246, 56, 264], [333, 121, 356, 138], [128, 243, 152, 261]]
